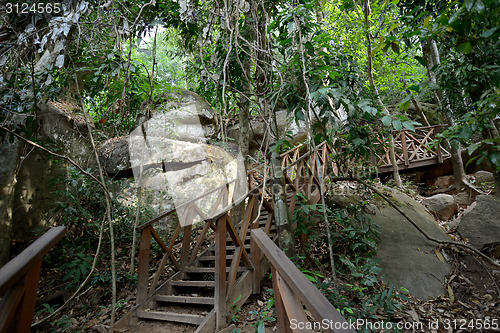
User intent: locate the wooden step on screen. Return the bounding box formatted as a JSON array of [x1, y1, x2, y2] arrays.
[[137, 310, 204, 325], [226, 244, 250, 251], [199, 255, 234, 261], [184, 267, 246, 274], [154, 295, 214, 305], [170, 280, 215, 288]]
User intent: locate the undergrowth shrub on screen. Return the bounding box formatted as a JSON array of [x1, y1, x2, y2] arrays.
[[292, 199, 410, 332]]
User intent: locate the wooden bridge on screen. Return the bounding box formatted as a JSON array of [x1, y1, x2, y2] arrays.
[[373, 125, 450, 174], [0, 125, 449, 332]]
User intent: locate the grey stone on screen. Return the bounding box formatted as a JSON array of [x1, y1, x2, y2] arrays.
[[366, 187, 452, 300], [422, 194, 458, 220], [457, 195, 500, 250], [475, 171, 494, 185], [453, 191, 472, 206]]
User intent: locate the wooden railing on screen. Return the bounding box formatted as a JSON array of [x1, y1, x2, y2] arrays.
[[252, 228, 355, 333], [134, 140, 343, 330], [373, 125, 450, 173], [133, 127, 449, 330], [0, 226, 67, 333]]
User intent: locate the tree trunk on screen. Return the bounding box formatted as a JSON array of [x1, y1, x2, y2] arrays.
[[0, 135, 23, 266], [364, 0, 402, 187], [422, 39, 469, 190], [251, 3, 296, 255]]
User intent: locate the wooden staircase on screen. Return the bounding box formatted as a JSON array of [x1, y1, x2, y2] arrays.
[[115, 142, 334, 332], [133, 209, 277, 332]]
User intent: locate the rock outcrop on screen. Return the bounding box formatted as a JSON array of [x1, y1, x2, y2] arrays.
[[367, 187, 452, 300]]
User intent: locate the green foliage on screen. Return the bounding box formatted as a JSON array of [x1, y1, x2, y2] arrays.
[[249, 294, 276, 333]]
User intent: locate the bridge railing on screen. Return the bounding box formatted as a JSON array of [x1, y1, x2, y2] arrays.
[[251, 228, 355, 333], [373, 125, 450, 173], [0, 226, 67, 333]]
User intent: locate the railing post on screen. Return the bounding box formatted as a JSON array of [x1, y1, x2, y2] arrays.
[[401, 130, 409, 167], [137, 226, 152, 304], [180, 224, 193, 269], [250, 197, 260, 294], [11, 260, 42, 333], [271, 266, 292, 333], [214, 215, 227, 330], [433, 128, 443, 163]]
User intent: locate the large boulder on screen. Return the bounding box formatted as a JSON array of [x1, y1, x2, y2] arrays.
[[422, 194, 458, 220], [99, 90, 219, 178], [135, 89, 217, 142], [366, 187, 452, 300], [457, 195, 500, 250]]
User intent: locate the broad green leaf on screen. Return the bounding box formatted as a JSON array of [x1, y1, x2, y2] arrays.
[[414, 56, 426, 67], [464, 0, 474, 11], [381, 115, 392, 126], [393, 119, 402, 132], [467, 142, 481, 155], [481, 27, 497, 38], [457, 41, 472, 54], [424, 16, 431, 28], [403, 121, 415, 131]]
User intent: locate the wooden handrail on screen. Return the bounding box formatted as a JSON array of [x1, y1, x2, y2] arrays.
[[0, 226, 67, 295], [251, 228, 355, 333], [0, 226, 67, 333]]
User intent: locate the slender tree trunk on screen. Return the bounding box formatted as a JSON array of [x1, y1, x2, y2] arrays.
[[422, 39, 469, 190], [0, 135, 22, 266], [363, 0, 402, 187], [251, 3, 295, 255]]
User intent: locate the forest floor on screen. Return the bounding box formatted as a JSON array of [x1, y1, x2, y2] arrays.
[[31, 174, 499, 333]]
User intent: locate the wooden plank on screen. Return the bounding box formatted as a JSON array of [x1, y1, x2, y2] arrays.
[[226, 271, 252, 316], [189, 221, 212, 263], [0, 226, 66, 295], [271, 266, 292, 333], [184, 267, 246, 274], [137, 310, 204, 325], [194, 309, 216, 333], [251, 229, 355, 333], [170, 280, 215, 288], [150, 227, 168, 252], [12, 260, 42, 333], [149, 252, 170, 296], [214, 215, 227, 330], [154, 295, 214, 305], [276, 272, 312, 333], [0, 279, 25, 333], [180, 224, 193, 269], [137, 226, 152, 304]]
